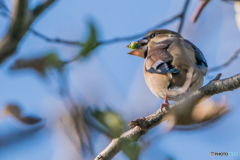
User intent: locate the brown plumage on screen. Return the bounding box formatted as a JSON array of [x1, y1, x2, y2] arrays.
[[127, 29, 208, 101]]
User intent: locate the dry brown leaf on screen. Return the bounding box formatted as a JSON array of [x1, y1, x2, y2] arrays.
[[191, 96, 228, 123], [2, 104, 43, 125]]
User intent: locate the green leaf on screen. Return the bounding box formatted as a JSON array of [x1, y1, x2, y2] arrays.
[[43, 53, 60, 67], [11, 52, 63, 76], [91, 109, 125, 138], [79, 22, 99, 58], [43, 53, 64, 71]]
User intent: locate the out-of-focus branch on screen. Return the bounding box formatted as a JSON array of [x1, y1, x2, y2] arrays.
[[0, 0, 56, 64], [178, 0, 190, 33], [31, 0, 189, 45], [29, 28, 85, 46], [0, 0, 190, 48], [94, 73, 240, 160], [191, 0, 238, 23], [0, 103, 45, 147], [32, 0, 55, 19], [192, 0, 211, 23], [28, 0, 189, 45], [29, 11, 182, 47], [208, 48, 240, 72], [0, 0, 29, 64]]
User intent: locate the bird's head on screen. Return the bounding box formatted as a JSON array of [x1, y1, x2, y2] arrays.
[[127, 29, 181, 58]]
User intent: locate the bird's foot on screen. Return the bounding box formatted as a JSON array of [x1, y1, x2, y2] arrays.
[[161, 94, 169, 112], [129, 117, 148, 129]]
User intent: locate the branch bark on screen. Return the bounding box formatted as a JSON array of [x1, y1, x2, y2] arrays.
[[94, 73, 240, 160], [178, 0, 190, 33], [32, 0, 55, 19], [0, 0, 56, 64], [192, 0, 211, 23]]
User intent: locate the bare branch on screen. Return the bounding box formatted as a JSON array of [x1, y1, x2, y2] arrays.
[[0, 0, 29, 64], [208, 48, 240, 72], [0, 0, 188, 48], [94, 73, 240, 160], [98, 14, 182, 45], [0, 0, 56, 64], [28, 28, 85, 46], [32, 0, 55, 19], [192, 0, 211, 23], [178, 0, 190, 33], [27, 12, 182, 47]]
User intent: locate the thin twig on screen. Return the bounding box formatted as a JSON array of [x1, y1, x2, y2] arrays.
[[56, 70, 94, 154], [192, 0, 211, 23], [177, 0, 190, 33], [28, 12, 182, 47], [0, 0, 187, 47], [208, 48, 240, 72], [98, 14, 182, 45], [29, 28, 85, 46], [32, 0, 56, 19]]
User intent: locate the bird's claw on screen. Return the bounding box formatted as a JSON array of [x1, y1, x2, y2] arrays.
[[161, 94, 169, 112], [160, 103, 169, 112]]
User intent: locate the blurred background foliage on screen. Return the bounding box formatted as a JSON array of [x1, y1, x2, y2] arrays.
[[0, 0, 240, 160]]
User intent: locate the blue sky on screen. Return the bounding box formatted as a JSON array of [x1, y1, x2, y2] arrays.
[[0, 0, 240, 160]]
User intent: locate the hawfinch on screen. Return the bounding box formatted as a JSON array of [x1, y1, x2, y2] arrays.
[[127, 29, 208, 108]]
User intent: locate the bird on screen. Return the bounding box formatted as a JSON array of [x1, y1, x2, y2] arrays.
[[127, 29, 208, 110]]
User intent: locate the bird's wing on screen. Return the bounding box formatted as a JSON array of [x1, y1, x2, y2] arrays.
[[184, 39, 208, 68], [145, 39, 177, 74]]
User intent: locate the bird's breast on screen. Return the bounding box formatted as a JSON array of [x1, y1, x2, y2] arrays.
[[144, 63, 171, 99]]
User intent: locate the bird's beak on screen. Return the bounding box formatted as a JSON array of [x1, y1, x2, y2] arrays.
[[137, 39, 149, 45], [127, 39, 148, 58]]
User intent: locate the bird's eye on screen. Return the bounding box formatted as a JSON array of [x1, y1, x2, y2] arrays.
[[150, 33, 157, 38]]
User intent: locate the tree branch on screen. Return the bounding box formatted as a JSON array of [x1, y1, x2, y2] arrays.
[[178, 0, 190, 33], [32, 0, 55, 19], [192, 0, 211, 23], [0, 0, 189, 48], [28, 0, 189, 45], [0, 0, 56, 64], [27, 12, 182, 47], [0, 0, 29, 64], [208, 48, 240, 72], [94, 73, 240, 160], [28, 28, 85, 46]]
